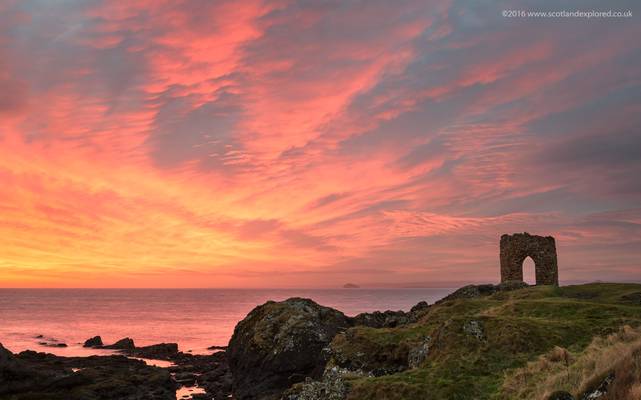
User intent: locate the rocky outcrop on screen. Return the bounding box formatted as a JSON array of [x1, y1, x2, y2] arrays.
[[463, 320, 485, 341], [132, 343, 178, 360], [228, 298, 351, 400], [437, 282, 529, 303], [352, 300, 430, 329], [0, 343, 176, 399], [83, 336, 177, 359], [83, 336, 103, 348], [103, 337, 135, 350], [328, 328, 412, 377], [282, 367, 360, 400], [352, 310, 411, 328], [407, 336, 431, 368], [170, 351, 232, 399]]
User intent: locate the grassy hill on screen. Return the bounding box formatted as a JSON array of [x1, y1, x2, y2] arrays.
[[327, 283, 641, 400]]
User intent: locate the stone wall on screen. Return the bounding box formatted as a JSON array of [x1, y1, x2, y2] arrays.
[[500, 232, 558, 285]]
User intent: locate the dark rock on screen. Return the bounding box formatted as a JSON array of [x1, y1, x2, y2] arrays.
[[409, 301, 429, 314], [0, 342, 176, 399], [37, 341, 68, 348], [83, 336, 103, 348], [352, 310, 410, 328], [0, 343, 12, 365], [548, 391, 575, 400], [133, 343, 178, 360], [103, 337, 135, 350], [173, 371, 197, 385], [169, 350, 232, 399], [228, 297, 351, 400], [207, 345, 228, 351], [351, 300, 430, 329]]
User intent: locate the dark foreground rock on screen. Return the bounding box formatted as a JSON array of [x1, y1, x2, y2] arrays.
[[170, 350, 233, 399], [132, 342, 179, 360], [83, 336, 178, 360], [0, 343, 176, 400], [228, 297, 352, 400]]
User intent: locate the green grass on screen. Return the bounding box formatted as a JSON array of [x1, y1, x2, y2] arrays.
[[330, 283, 641, 400]]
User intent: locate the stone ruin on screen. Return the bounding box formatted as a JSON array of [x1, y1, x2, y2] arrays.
[[500, 232, 558, 286]]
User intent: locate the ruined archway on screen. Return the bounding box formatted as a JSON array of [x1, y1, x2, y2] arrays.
[[522, 256, 536, 285], [500, 232, 558, 285]]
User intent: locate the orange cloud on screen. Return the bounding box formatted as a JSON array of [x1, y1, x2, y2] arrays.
[[0, 0, 640, 287]]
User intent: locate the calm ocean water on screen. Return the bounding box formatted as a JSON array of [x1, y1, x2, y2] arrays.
[[0, 288, 453, 357]]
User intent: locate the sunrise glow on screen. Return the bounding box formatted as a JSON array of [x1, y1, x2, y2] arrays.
[[1, 1, 640, 288]]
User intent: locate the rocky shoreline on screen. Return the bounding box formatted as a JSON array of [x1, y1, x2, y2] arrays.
[[2, 282, 639, 400], [0, 292, 430, 400]]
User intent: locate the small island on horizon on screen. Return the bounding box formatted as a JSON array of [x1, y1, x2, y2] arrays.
[[343, 283, 360, 289]]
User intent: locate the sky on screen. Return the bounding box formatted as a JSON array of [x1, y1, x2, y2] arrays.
[[0, 0, 640, 288]]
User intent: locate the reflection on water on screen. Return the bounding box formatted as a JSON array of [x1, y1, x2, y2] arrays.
[[131, 357, 175, 368], [176, 384, 206, 399], [0, 288, 453, 355]]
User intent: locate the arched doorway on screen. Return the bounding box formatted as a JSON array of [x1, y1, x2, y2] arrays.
[[522, 256, 536, 285]]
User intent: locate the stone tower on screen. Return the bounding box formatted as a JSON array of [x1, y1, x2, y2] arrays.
[[500, 232, 558, 285]]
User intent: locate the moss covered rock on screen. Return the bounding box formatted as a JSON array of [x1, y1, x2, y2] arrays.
[[228, 297, 351, 400]]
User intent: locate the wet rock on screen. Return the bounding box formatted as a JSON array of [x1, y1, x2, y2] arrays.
[[83, 336, 103, 348], [174, 371, 197, 385], [0, 342, 176, 399], [170, 350, 232, 399], [133, 343, 178, 360], [228, 297, 351, 400], [352, 300, 430, 329], [103, 337, 135, 350]]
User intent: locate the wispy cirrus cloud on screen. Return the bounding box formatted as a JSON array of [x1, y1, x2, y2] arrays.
[[0, 0, 640, 287]]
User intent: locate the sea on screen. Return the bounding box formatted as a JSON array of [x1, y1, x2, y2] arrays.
[[0, 288, 454, 357]]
